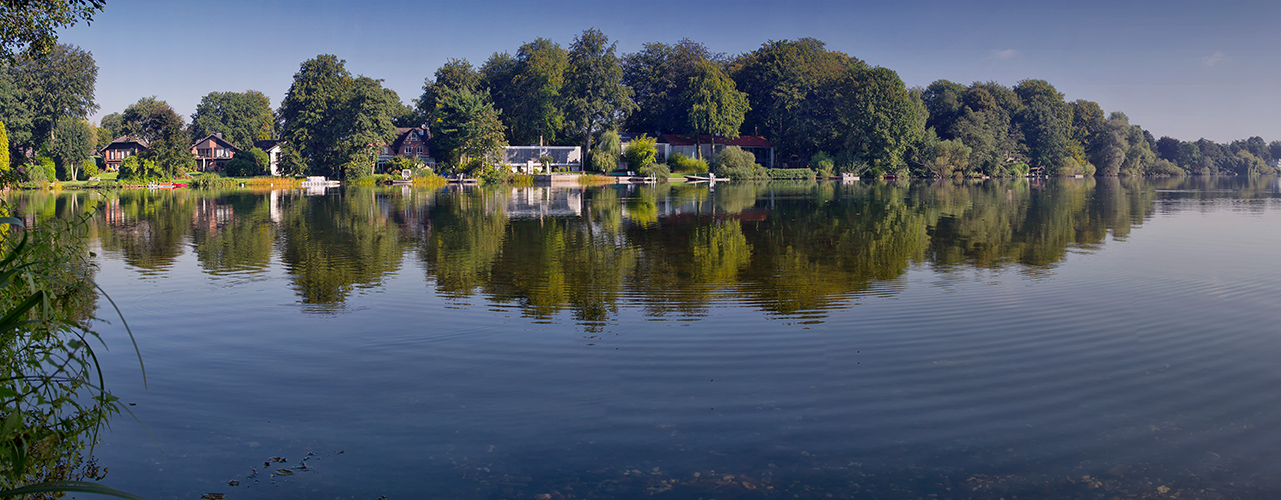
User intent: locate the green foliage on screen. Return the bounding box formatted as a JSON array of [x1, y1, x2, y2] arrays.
[[684, 60, 749, 154], [563, 28, 636, 153], [79, 157, 98, 179], [96, 112, 120, 147], [928, 139, 972, 178], [122, 97, 192, 178], [1008, 161, 1030, 177], [667, 152, 708, 174], [639, 161, 669, 180], [623, 39, 719, 135], [188, 90, 275, 149], [504, 38, 569, 145], [385, 155, 426, 175], [50, 116, 93, 180], [224, 155, 260, 178], [811, 152, 835, 176], [417, 58, 481, 125], [117, 154, 161, 182], [729, 38, 862, 161], [831, 66, 925, 175], [433, 87, 508, 168], [766, 168, 816, 180], [9, 44, 97, 150], [0, 120, 8, 172], [187, 173, 235, 189], [624, 134, 657, 170], [590, 130, 621, 171], [279, 55, 398, 179], [0, 211, 139, 499], [713, 146, 766, 179], [277, 143, 307, 177], [21, 156, 55, 184], [0, 0, 103, 61]]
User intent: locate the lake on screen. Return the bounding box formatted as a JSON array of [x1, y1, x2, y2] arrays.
[[9, 176, 1281, 499]]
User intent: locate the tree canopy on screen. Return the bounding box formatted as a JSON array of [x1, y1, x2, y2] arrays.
[[563, 28, 635, 153], [189, 90, 274, 149]]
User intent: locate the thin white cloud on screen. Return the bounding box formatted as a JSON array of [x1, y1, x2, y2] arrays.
[[986, 49, 1020, 61], [1202, 51, 1226, 67]]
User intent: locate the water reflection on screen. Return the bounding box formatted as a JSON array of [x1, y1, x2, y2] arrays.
[[7, 176, 1277, 323]]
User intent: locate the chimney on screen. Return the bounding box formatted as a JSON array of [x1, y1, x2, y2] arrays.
[[215, 132, 223, 139]]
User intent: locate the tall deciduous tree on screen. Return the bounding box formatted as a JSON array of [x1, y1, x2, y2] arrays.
[[417, 58, 480, 125], [563, 28, 635, 154], [831, 65, 925, 174], [0, 69, 32, 160], [684, 60, 748, 160], [279, 54, 398, 178], [9, 43, 97, 146], [122, 96, 192, 177], [432, 87, 506, 167], [0, 120, 9, 172], [507, 38, 568, 146], [1013, 79, 1072, 169], [49, 115, 92, 180], [729, 38, 861, 161], [623, 39, 719, 135], [96, 110, 120, 145], [0, 0, 103, 61], [188, 90, 274, 149]]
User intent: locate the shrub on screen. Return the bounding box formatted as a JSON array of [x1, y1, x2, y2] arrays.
[[713, 146, 766, 179], [766, 168, 816, 180], [639, 162, 670, 180], [811, 152, 835, 177], [78, 159, 99, 180], [624, 134, 657, 171], [188, 174, 235, 189], [591, 130, 621, 172], [667, 152, 708, 174], [26, 157, 56, 183]]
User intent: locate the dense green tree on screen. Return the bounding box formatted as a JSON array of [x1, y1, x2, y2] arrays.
[[48, 115, 92, 180], [590, 129, 620, 171], [922, 79, 967, 134], [0, 0, 103, 62], [1069, 99, 1106, 149], [432, 87, 506, 167], [1013, 79, 1073, 169], [278, 55, 397, 178], [8, 43, 96, 148], [121, 97, 192, 177], [188, 90, 274, 149], [622, 39, 719, 135], [729, 38, 862, 162], [0, 69, 32, 158], [507, 38, 568, 145], [684, 60, 749, 160], [624, 133, 657, 170], [417, 58, 480, 125], [96, 110, 120, 145], [831, 65, 924, 175], [563, 28, 635, 154]]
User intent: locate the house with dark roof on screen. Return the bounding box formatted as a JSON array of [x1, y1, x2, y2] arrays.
[[191, 132, 241, 172], [254, 140, 283, 176], [656, 134, 775, 168], [98, 136, 149, 172], [377, 127, 434, 167]]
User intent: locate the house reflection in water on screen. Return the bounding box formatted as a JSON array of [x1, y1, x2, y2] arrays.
[[505, 187, 583, 218]]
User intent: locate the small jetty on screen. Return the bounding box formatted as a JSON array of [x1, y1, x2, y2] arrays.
[[301, 176, 340, 187], [685, 173, 720, 183], [448, 174, 478, 185]]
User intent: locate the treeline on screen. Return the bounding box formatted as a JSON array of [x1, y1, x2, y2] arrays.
[[2, 31, 1278, 183]]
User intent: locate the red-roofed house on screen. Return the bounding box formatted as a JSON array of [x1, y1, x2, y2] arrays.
[[99, 136, 149, 172], [191, 132, 241, 172], [655, 134, 775, 168], [377, 127, 434, 167]]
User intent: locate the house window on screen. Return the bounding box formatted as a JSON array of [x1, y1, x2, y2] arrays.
[[416, 146, 422, 154]]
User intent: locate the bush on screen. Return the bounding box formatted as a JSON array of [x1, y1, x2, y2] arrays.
[[667, 152, 708, 174], [624, 134, 657, 171], [188, 174, 235, 189], [591, 130, 621, 172], [26, 157, 56, 183], [118, 155, 162, 181], [1008, 161, 1030, 177], [766, 168, 816, 180], [713, 146, 766, 179], [639, 162, 670, 180], [812, 152, 835, 177], [80, 158, 99, 180]]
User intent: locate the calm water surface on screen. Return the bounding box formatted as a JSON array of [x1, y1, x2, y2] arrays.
[[11, 176, 1281, 499]]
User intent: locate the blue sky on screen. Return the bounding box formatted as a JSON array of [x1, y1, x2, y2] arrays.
[[62, 0, 1280, 143]]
